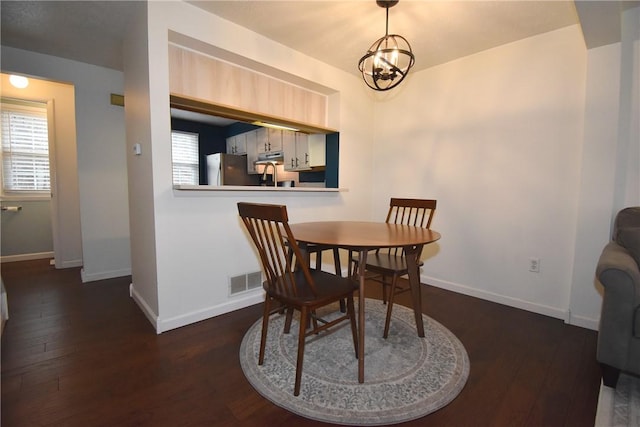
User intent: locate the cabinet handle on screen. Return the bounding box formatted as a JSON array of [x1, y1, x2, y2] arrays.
[[305, 153, 309, 164]]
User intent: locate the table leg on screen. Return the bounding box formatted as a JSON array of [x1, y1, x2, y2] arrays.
[[357, 248, 367, 383], [404, 245, 425, 337]]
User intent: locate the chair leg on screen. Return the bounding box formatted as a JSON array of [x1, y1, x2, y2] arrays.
[[383, 275, 399, 339], [311, 310, 319, 332], [333, 248, 347, 313], [259, 297, 272, 365], [347, 296, 359, 358], [284, 307, 294, 334], [333, 247, 342, 274], [601, 363, 620, 388], [381, 275, 388, 304], [294, 306, 308, 396], [349, 251, 357, 280]]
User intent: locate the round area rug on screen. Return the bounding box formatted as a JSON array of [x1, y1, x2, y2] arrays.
[[240, 299, 470, 425]]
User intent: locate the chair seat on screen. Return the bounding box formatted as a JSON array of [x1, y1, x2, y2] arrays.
[[266, 269, 357, 306]]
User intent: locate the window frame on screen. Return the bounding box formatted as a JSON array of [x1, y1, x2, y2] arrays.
[[171, 130, 199, 186], [0, 98, 52, 200]]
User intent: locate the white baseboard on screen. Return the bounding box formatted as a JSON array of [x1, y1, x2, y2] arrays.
[[336, 264, 601, 331], [81, 267, 132, 283], [0, 251, 54, 263], [422, 274, 600, 330], [156, 289, 265, 334], [56, 258, 83, 269], [129, 283, 264, 334], [566, 312, 599, 331], [129, 283, 159, 332], [128, 264, 599, 334]]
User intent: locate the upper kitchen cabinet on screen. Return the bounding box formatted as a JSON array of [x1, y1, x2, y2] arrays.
[[168, 44, 331, 130], [282, 130, 300, 171], [308, 134, 326, 168], [257, 128, 283, 154], [283, 132, 325, 172], [226, 133, 247, 155]]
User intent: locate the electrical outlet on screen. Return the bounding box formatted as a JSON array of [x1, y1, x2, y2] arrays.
[[529, 257, 540, 273]]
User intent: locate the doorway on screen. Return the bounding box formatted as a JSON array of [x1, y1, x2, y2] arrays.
[[0, 73, 83, 269], [0, 97, 54, 262]]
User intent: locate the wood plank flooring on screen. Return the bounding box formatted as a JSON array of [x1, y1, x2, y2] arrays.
[[1, 260, 601, 426]]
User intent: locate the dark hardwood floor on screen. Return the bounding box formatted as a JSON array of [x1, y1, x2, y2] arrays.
[[1, 259, 601, 426]]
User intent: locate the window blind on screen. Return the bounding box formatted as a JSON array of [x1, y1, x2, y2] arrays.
[[171, 131, 199, 185], [1, 102, 50, 192]]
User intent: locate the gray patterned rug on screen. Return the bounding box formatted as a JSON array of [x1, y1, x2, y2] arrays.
[[240, 299, 469, 425], [595, 373, 640, 427]]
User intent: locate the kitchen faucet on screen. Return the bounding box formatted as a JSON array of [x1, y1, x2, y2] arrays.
[[261, 161, 278, 187]]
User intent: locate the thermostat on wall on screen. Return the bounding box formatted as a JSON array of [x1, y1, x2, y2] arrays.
[[133, 143, 142, 155]]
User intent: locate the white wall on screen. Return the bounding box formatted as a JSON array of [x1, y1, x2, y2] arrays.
[[373, 26, 589, 323], [568, 42, 621, 328], [371, 9, 639, 330], [1, 47, 131, 279], [614, 5, 640, 209], [570, 5, 640, 328], [123, 1, 159, 322], [125, 2, 374, 332], [0, 199, 52, 259]]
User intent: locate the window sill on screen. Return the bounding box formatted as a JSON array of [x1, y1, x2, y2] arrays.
[[1, 194, 51, 201], [173, 185, 344, 193]]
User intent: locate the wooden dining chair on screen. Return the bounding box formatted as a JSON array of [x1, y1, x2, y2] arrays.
[[237, 202, 358, 396], [351, 198, 437, 338]]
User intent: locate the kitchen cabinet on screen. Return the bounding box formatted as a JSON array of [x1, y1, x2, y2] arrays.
[[257, 128, 283, 154], [226, 133, 247, 155], [283, 131, 311, 171], [245, 130, 260, 174], [308, 134, 326, 168], [283, 132, 327, 172]]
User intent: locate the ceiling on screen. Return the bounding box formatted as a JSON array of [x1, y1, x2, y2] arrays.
[[1, 1, 636, 78], [189, 0, 581, 75]]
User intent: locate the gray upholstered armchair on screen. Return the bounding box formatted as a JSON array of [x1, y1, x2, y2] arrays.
[[595, 207, 640, 387]]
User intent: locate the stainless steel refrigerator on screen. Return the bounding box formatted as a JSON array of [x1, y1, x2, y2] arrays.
[[206, 153, 257, 186]]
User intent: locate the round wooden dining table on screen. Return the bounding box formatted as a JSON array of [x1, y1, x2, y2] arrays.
[[287, 221, 441, 383]]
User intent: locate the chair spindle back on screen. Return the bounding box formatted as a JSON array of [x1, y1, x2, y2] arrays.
[[384, 198, 437, 256], [238, 202, 316, 298]]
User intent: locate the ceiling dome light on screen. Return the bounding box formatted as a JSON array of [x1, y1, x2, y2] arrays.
[[9, 75, 29, 89], [358, 0, 415, 91]]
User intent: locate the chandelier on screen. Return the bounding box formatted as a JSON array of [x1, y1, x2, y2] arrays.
[[358, 0, 415, 91]]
